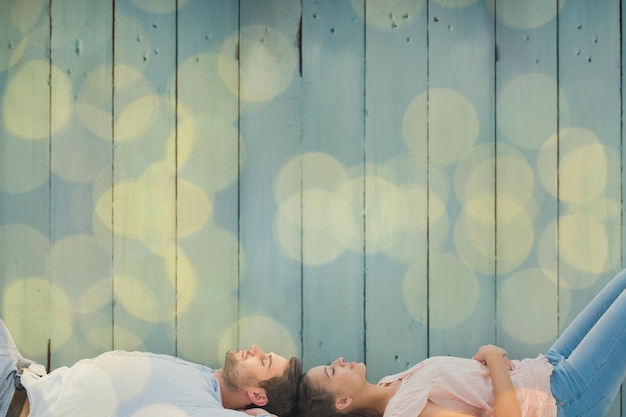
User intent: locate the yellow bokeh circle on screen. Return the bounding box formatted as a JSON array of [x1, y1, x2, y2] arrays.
[[404, 88, 479, 165], [3, 277, 73, 357], [485, 0, 565, 30], [403, 254, 479, 329], [498, 268, 559, 344], [219, 316, 298, 360], [220, 25, 297, 102], [4, 60, 73, 140]]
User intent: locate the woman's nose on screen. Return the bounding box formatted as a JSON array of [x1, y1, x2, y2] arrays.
[[332, 357, 344, 366]]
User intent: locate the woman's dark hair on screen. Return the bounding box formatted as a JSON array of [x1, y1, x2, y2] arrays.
[[258, 356, 303, 417], [297, 372, 378, 417]]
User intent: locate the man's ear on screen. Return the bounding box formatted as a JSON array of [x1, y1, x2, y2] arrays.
[[247, 389, 269, 407], [335, 396, 352, 411]]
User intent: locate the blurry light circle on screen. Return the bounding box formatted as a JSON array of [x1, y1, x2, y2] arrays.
[[499, 268, 559, 344], [3, 277, 73, 357], [498, 73, 570, 150], [220, 25, 297, 102], [404, 88, 479, 165], [403, 254, 479, 328], [485, 0, 565, 30], [219, 316, 297, 360], [4, 60, 73, 139]]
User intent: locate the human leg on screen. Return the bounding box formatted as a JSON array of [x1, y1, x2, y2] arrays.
[[546, 268, 626, 360], [546, 269, 626, 417]]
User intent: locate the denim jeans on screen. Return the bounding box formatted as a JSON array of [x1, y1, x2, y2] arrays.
[[0, 320, 34, 417], [546, 269, 626, 417]]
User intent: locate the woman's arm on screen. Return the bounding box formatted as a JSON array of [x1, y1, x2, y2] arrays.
[[472, 345, 521, 417]]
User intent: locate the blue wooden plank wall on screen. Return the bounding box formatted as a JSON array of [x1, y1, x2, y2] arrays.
[[0, 0, 624, 414]]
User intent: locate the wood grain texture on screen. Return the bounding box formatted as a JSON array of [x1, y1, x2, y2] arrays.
[[301, 0, 366, 369], [0, 2, 622, 411]]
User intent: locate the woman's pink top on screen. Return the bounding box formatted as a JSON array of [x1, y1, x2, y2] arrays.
[[379, 355, 556, 417]]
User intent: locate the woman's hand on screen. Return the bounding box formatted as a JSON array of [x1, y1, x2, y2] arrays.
[[472, 345, 521, 417], [473, 344, 514, 371]]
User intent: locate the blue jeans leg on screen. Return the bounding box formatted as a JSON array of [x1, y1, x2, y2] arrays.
[[546, 269, 626, 417]]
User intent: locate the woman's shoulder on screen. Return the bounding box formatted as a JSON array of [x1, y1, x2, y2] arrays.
[[380, 359, 451, 417]]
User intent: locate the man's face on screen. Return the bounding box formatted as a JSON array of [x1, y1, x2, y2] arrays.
[[222, 344, 290, 390]]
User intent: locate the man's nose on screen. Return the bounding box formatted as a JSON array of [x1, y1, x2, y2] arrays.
[[250, 344, 265, 356]]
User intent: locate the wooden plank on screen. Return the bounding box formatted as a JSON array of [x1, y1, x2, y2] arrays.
[[300, 0, 365, 370], [0, 0, 52, 366], [175, 0, 241, 367], [111, 0, 177, 354], [623, 6, 626, 417], [426, 1, 496, 358], [623, 1, 626, 407], [493, 1, 559, 360], [623, 2, 626, 410], [557, 0, 622, 325], [48, 0, 114, 368], [236, 0, 303, 359], [361, 1, 428, 381], [557, 2, 622, 416]]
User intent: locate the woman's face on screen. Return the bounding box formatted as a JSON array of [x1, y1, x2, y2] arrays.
[[307, 357, 367, 395]]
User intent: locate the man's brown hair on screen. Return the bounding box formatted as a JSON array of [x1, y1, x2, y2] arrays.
[[257, 356, 303, 417]]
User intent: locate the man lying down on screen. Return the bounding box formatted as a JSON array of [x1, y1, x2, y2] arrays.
[[0, 319, 302, 417]]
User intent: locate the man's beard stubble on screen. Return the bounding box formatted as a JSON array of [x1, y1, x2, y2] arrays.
[[222, 350, 259, 391]]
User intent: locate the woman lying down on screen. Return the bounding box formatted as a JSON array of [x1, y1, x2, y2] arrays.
[[299, 269, 626, 417]]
